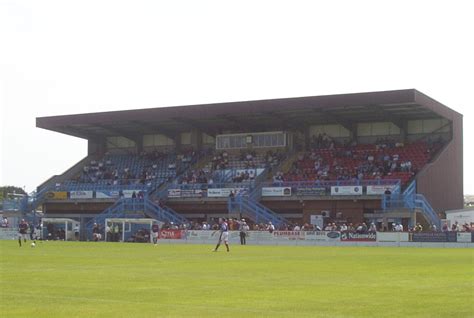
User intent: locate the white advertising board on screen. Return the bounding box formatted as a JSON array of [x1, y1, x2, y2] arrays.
[[366, 185, 397, 195], [95, 191, 120, 199], [208, 188, 248, 197], [69, 191, 93, 199], [261, 187, 292, 197], [330, 186, 363, 196], [376, 232, 409, 242], [456, 232, 472, 243], [310, 215, 324, 228], [304, 231, 341, 241]]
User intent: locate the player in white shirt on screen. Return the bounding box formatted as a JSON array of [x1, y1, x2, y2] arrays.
[[212, 218, 229, 252]]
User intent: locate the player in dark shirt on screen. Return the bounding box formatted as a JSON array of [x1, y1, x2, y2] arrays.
[[151, 223, 160, 245], [18, 219, 28, 247], [213, 218, 230, 252]]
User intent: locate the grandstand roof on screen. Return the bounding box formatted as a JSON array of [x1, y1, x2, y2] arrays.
[[36, 89, 460, 139]]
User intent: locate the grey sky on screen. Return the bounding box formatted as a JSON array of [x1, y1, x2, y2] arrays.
[[1, 0, 473, 194]]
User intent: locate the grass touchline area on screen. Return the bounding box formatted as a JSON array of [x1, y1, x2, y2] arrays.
[[1, 241, 473, 318]]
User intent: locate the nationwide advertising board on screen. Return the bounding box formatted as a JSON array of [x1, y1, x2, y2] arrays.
[[261, 187, 292, 197], [366, 185, 398, 195], [296, 187, 327, 196], [340, 231, 376, 241], [69, 191, 93, 199], [330, 186, 363, 196]]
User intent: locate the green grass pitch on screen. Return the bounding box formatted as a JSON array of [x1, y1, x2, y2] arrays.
[[1, 241, 473, 318]]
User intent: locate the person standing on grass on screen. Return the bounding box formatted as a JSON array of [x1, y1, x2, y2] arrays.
[[239, 219, 249, 245], [74, 224, 80, 241], [18, 219, 28, 247], [151, 223, 160, 245], [213, 218, 230, 252], [92, 223, 101, 241]]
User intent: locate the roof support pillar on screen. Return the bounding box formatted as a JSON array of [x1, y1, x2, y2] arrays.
[[136, 137, 143, 154], [304, 126, 311, 151], [349, 123, 358, 144], [400, 120, 408, 143], [191, 129, 202, 151], [88, 137, 106, 156], [174, 135, 181, 153]]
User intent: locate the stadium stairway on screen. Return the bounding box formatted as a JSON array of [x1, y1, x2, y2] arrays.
[[228, 180, 288, 227], [381, 181, 440, 228]]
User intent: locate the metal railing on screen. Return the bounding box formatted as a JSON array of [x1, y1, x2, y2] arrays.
[[228, 196, 287, 226], [414, 194, 440, 227], [380, 181, 440, 228]]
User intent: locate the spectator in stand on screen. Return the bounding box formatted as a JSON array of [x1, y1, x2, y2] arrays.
[[368, 223, 377, 233], [394, 223, 403, 232], [356, 223, 367, 234], [384, 188, 392, 208], [340, 223, 348, 232], [267, 221, 275, 233], [462, 223, 471, 232], [442, 222, 449, 232], [414, 223, 423, 232], [2, 216, 9, 228], [451, 221, 460, 232]]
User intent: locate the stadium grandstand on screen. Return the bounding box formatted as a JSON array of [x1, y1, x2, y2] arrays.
[[4, 89, 463, 240]]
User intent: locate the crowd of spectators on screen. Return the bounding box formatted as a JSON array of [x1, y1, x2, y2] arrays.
[[74, 150, 199, 187], [442, 221, 472, 232], [283, 136, 444, 184], [178, 169, 213, 185], [177, 150, 285, 185]]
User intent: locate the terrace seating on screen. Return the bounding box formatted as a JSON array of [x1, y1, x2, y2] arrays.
[[192, 150, 284, 184], [282, 140, 443, 186], [62, 150, 199, 191]]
